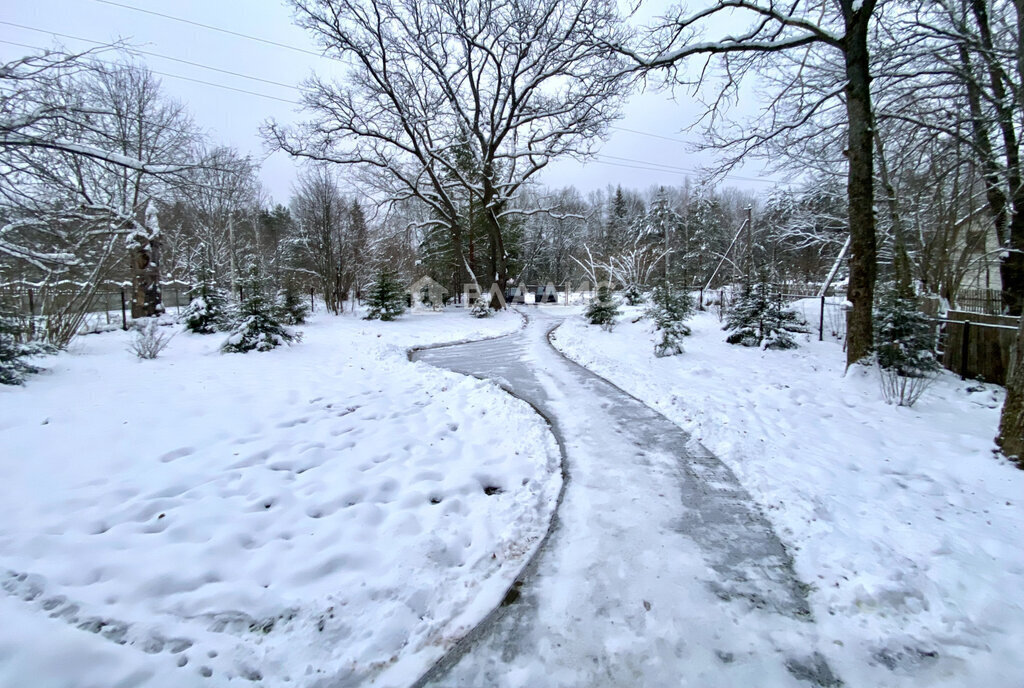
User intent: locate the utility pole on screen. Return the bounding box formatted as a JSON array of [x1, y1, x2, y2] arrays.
[[228, 213, 238, 297], [745, 205, 753, 278]]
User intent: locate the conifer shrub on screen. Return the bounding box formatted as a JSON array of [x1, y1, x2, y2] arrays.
[[724, 277, 807, 349], [874, 282, 939, 407], [469, 296, 492, 318], [275, 281, 309, 325], [365, 268, 406, 321], [221, 264, 300, 353], [586, 285, 620, 331], [623, 283, 643, 306], [182, 265, 232, 334], [646, 282, 694, 357], [0, 302, 50, 385]]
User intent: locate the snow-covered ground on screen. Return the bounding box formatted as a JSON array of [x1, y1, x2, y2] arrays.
[[0, 307, 561, 688], [550, 304, 1024, 688]]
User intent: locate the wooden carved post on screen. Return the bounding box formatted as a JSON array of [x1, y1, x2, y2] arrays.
[[128, 205, 164, 319]]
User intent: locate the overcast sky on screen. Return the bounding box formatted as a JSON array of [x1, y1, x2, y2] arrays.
[[1, 0, 781, 204]]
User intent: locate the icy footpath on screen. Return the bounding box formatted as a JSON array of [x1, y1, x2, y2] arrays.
[[0, 309, 561, 688], [414, 309, 839, 688], [552, 307, 1024, 688]]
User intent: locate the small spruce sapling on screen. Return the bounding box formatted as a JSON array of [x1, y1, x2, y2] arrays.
[[646, 282, 694, 357], [0, 302, 50, 385], [724, 276, 807, 349], [275, 281, 309, 325], [586, 285, 620, 331], [623, 283, 643, 306], [364, 268, 406, 321], [874, 282, 939, 407], [221, 264, 300, 353], [182, 264, 232, 334], [469, 297, 492, 318]]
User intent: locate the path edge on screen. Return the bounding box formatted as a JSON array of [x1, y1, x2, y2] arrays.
[[402, 312, 571, 688]]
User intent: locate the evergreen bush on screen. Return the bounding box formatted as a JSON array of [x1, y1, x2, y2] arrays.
[[469, 296, 492, 318], [724, 277, 807, 349], [586, 285, 620, 331], [0, 303, 50, 385], [646, 282, 694, 357], [275, 282, 309, 325], [182, 265, 232, 334], [221, 265, 300, 353], [874, 282, 939, 407], [623, 283, 644, 306], [365, 268, 406, 321]]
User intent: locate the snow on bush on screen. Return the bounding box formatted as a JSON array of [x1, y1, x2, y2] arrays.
[[365, 268, 407, 321], [469, 297, 492, 318], [181, 266, 233, 335], [128, 318, 173, 359], [585, 285, 619, 331], [274, 281, 309, 326], [873, 282, 940, 407], [645, 281, 694, 357], [724, 277, 808, 349], [221, 265, 299, 354]]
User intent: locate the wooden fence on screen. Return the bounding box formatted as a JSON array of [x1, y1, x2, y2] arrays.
[[940, 310, 1020, 385]]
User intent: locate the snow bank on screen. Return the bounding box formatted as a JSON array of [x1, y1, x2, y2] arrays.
[[0, 308, 561, 687], [551, 307, 1024, 688]]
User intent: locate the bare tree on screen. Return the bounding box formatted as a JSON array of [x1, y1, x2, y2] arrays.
[[266, 0, 632, 305], [172, 146, 259, 295], [288, 164, 350, 313], [621, 0, 881, 366], [1, 51, 199, 340]]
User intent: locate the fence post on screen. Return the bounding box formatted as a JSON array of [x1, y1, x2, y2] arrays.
[[819, 295, 826, 341], [310, 288, 315, 313], [699, 287, 704, 310], [27, 288, 35, 316], [120, 287, 128, 330], [960, 320, 971, 380]]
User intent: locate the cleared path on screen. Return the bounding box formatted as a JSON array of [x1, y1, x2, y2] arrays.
[[411, 309, 841, 688]]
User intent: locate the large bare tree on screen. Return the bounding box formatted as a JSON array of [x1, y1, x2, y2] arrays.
[[1, 51, 199, 338], [620, 0, 881, 366], [265, 0, 632, 302]]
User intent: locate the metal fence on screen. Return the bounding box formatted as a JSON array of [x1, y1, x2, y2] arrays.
[[697, 283, 848, 343], [0, 281, 193, 334], [952, 288, 1003, 316]]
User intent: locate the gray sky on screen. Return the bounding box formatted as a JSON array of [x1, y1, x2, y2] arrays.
[[1, 0, 780, 204]]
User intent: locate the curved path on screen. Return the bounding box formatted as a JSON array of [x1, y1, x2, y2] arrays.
[[411, 309, 841, 688]]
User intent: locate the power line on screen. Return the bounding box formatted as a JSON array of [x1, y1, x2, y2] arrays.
[[19, 7, 724, 155], [2, 24, 775, 186], [0, 38, 301, 106], [596, 153, 774, 184], [591, 155, 777, 185], [609, 126, 689, 145], [0, 20, 301, 92], [92, 0, 327, 59]]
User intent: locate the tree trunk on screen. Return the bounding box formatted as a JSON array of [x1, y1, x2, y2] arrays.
[[997, 314, 1024, 467], [843, 8, 878, 367]]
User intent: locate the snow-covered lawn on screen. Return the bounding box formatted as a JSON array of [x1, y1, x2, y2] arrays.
[[551, 305, 1024, 688], [0, 308, 561, 688]]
